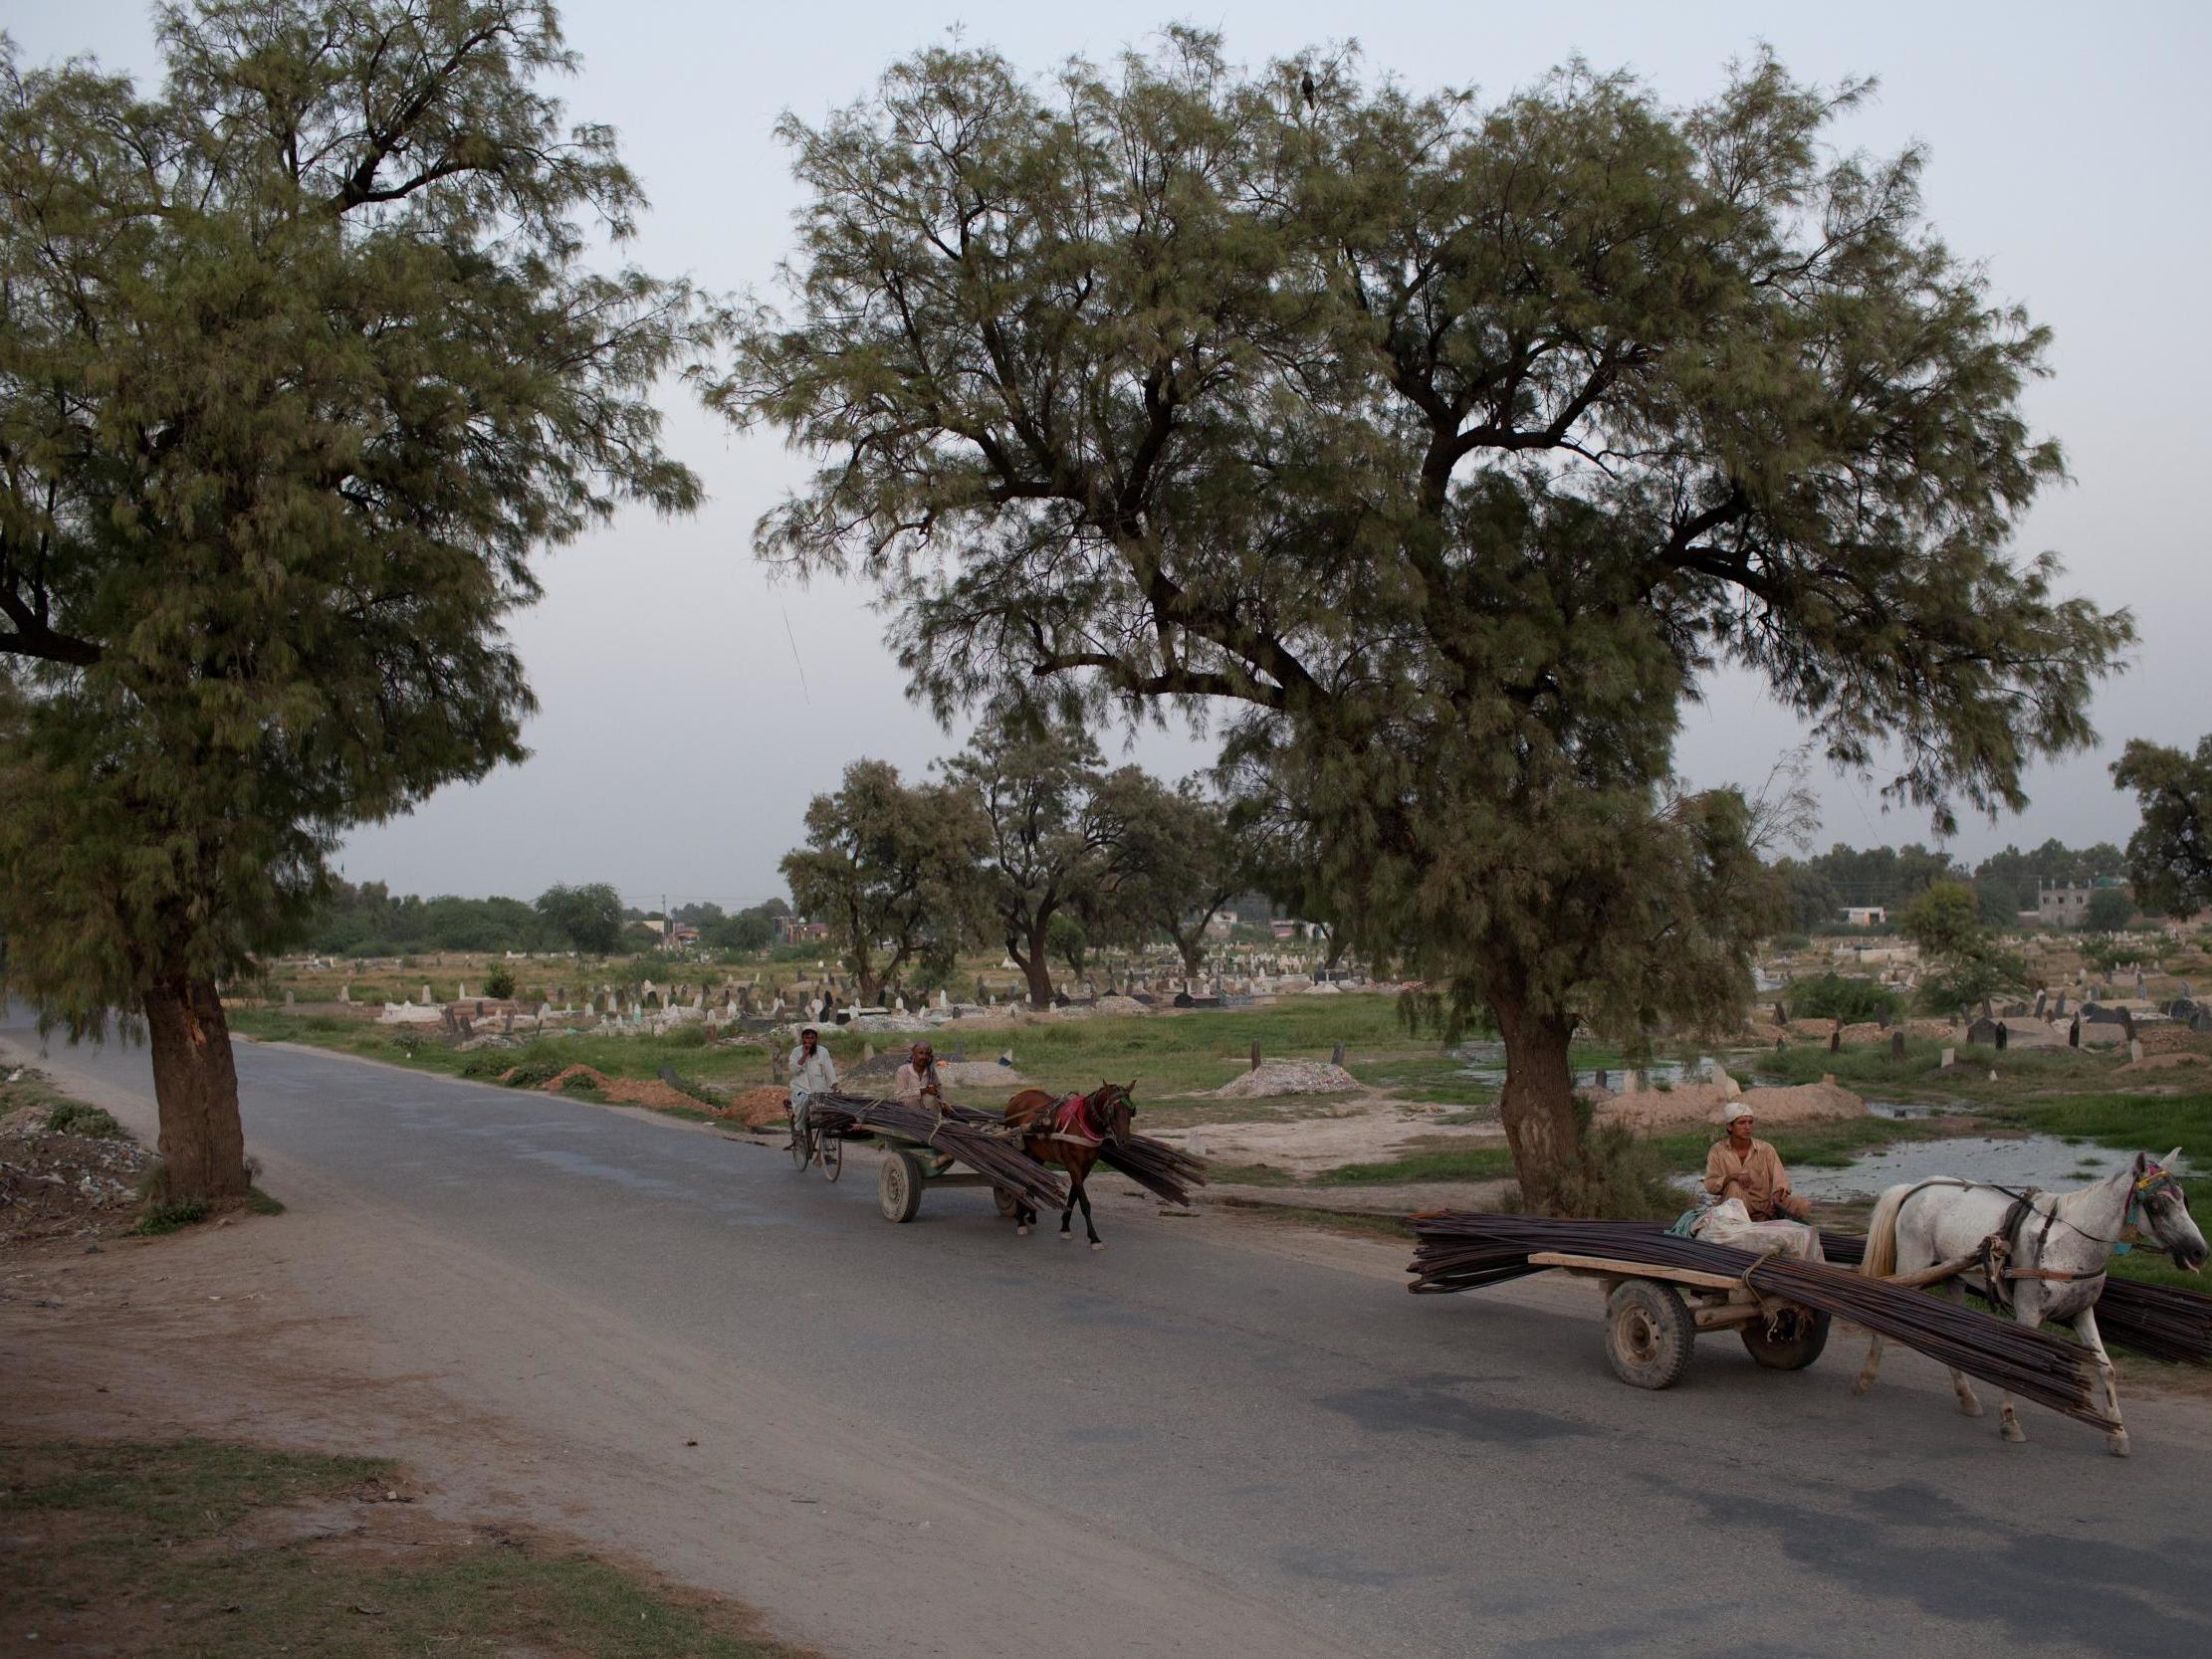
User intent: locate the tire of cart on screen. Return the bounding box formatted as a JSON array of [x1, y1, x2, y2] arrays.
[[786, 1117, 810, 1170], [1740, 1306, 1831, 1370], [878, 1148, 925, 1223], [1604, 1279, 1695, 1390], [993, 1186, 1020, 1219]]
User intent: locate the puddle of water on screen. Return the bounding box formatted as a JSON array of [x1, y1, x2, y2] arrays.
[[1783, 1137, 2186, 1201], [1453, 1042, 1714, 1092]]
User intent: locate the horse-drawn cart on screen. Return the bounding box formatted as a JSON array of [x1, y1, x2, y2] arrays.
[[1524, 1249, 1830, 1389], [796, 1093, 1068, 1225]]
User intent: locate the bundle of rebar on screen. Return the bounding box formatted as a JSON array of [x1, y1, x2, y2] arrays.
[[1410, 1212, 2118, 1429], [1815, 1230, 2212, 1366], [808, 1094, 1067, 1213], [934, 1104, 1211, 1207]]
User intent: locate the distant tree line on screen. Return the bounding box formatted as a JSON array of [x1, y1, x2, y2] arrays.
[[296, 881, 791, 960], [1772, 838, 2132, 934]]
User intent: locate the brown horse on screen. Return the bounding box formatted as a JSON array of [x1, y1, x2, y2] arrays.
[[1003, 1081, 1137, 1249]]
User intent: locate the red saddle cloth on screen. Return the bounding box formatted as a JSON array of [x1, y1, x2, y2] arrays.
[[1049, 1093, 1101, 1143]]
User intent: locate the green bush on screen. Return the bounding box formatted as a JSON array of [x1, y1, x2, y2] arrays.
[[1785, 972, 1904, 1025], [45, 1101, 125, 1140], [500, 1059, 564, 1090], [483, 965, 517, 1000]]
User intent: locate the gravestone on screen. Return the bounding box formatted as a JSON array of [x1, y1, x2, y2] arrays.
[[1331, 1042, 1346, 1067], [1890, 1031, 1907, 1062], [2070, 1016, 2082, 1048], [1773, 1000, 1788, 1026], [2033, 988, 2047, 1019], [1966, 1016, 2000, 1047], [458, 983, 469, 1002], [1995, 1021, 2008, 1052], [284, 989, 296, 1007], [420, 984, 433, 1006], [338, 984, 350, 1003], [2129, 1039, 2144, 1064]]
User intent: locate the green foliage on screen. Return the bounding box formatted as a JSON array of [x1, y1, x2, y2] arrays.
[[2111, 735, 2212, 916], [1046, 911, 1090, 978], [0, 4, 704, 1030], [482, 965, 518, 1000], [535, 884, 628, 956], [45, 1100, 124, 1140], [498, 1059, 566, 1090], [1897, 879, 2025, 1012], [941, 710, 1124, 1005], [1784, 973, 1902, 1025], [2084, 887, 2135, 932], [299, 880, 560, 956], [1091, 771, 1252, 974], [1969, 837, 2126, 915], [720, 34, 2126, 1206], [778, 758, 989, 1001], [1897, 882, 1985, 959], [135, 1196, 211, 1236]]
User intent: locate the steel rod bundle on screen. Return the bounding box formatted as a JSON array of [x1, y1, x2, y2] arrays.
[[1409, 1213, 2118, 1429], [1815, 1230, 2212, 1366], [808, 1094, 1067, 1212], [933, 1104, 1211, 1207], [1095, 1137, 1211, 1207]]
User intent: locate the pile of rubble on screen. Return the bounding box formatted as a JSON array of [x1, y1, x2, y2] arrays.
[[0, 1090, 155, 1246]]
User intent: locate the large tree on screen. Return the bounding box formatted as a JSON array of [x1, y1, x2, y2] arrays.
[[778, 758, 989, 1002], [535, 883, 628, 956], [0, 3, 703, 1199], [942, 712, 1122, 1009], [1093, 771, 1250, 979], [716, 36, 2128, 1207], [2112, 736, 2212, 917]]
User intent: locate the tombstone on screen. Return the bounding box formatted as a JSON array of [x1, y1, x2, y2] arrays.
[[1995, 1021, 2009, 1051], [2052, 991, 2067, 1018], [894, 995, 907, 1014], [934, 988, 950, 1011], [2070, 1016, 2082, 1048], [1966, 1015, 2001, 1047], [1249, 1040, 1262, 1072], [503, 1012, 515, 1034], [284, 988, 296, 1008], [538, 1002, 552, 1021], [2129, 1039, 2144, 1064], [420, 983, 433, 1005], [2033, 988, 2047, 1019], [338, 983, 351, 1004], [2135, 970, 2147, 996], [1773, 999, 1788, 1027], [458, 983, 470, 1002], [2193, 1007, 2212, 1035], [1829, 1018, 1843, 1054], [475, 1000, 485, 1018], [1594, 1067, 1610, 1091], [862, 1042, 875, 1063], [1331, 1042, 1346, 1067], [2119, 1007, 2136, 1042], [1890, 1030, 1907, 1062], [1939, 1045, 1956, 1069]]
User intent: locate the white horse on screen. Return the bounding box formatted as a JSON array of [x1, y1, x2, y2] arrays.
[[1852, 1151, 2204, 1455]]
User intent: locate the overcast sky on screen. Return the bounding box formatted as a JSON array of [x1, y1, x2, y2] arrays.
[[13, 1, 2210, 910]]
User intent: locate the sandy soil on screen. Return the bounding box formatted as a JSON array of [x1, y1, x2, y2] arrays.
[[1597, 1078, 1866, 1132], [1155, 1097, 1505, 1176]]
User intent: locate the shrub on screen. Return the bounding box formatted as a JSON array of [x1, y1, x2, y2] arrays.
[[46, 1101, 125, 1140], [483, 965, 517, 1000], [1786, 972, 1904, 1025], [501, 1060, 565, 1090], [136, 1196, 210, 1235]]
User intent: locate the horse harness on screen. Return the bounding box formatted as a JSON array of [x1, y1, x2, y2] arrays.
[[1899, 1166, 2178, 1310], [1037, 1092, 1105, 1147]]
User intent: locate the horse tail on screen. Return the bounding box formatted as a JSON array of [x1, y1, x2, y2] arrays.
[[1862, 1182, 1913, 1280]]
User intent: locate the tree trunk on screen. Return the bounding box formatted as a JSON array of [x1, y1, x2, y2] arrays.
[[1017, 924, 1055, 1009], [1490, 989, 1582, 1214], [1175, 931, 1204, 980], [141, 975, 251, 1202]]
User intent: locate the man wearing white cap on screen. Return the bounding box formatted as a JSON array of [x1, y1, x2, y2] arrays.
[[1703, 1104, 1811, 1222]]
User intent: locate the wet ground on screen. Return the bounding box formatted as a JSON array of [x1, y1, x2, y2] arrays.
[[1454, 1042, 1714, 1091], [1790, 1135, 2184, 1200]]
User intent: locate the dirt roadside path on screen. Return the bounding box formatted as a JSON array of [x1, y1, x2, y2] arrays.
[[2, 1040, 1374, 1659]]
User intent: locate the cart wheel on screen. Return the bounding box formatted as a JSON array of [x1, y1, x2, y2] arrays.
[[786, 1119, 809, 1170], [819, 1130, 843, 1183], [993, 1186, 1019, 1219], [1740, 1307, 1831, 1370], [878, 1149, 924, 1223], [1605, 1280, 1695, 1390]]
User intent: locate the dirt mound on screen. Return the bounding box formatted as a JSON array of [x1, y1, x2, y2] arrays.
[[1092, 995, 1149, 1015], [1598, 1079, 1866, 1132], [1213, 1060, 1361, 1099], [2138, 1025, 2204, 1056], [2117, 1052, 2211, 1076], [536, 1065, 697, 1113], [716, 1086, 791, 1129]]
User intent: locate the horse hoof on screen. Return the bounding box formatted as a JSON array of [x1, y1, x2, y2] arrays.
[[2001, 1422, 2027, 1444], [2107, 1432, 2131, 1458], [1016, 1226, 1028, 1237], [1959, 1399, 1983, 1418], [1849, 1379, 1873, 1398], [1059, 1231, 1071, 1241], [1091, 1242, 1106, 1252]]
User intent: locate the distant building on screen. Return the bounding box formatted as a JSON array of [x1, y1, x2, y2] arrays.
[[1205, 911, 1239, 938], [1270, 919, 1328, 940], [775, 916, 830, 943], [1839, 906, 1886, 927], [2037, 878, 2126, 928]]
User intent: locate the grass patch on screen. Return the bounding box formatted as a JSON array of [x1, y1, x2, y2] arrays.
[[134, 1196, 210, 1236], [244, 1185, 286, 1215], [0, 1439, 804, 1658], [1313, 1145, 1520, 1186]]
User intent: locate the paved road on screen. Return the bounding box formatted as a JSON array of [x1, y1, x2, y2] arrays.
[[12, 1008, 2209, 1658]]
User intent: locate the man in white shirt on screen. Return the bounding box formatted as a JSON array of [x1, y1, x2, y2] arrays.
[[894, 1041, 946, 1113], [787, 1026, 837, 1129]]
